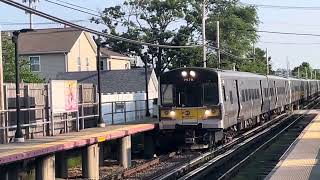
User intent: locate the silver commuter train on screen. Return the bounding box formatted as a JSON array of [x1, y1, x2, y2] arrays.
[[159, 67, 320, 147]]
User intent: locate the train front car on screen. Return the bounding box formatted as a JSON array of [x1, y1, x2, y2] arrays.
[[159, 68, 222, 148]]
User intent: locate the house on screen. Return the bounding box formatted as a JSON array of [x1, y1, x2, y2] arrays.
[[6, 27, 132, 80], [17, 28, 97, 80], [56, 68, 158, 124], [100, 48, 132, 70]]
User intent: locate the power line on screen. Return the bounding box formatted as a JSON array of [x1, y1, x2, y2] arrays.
[[0, 20, 88, 26], [0, 0, 202, 49], [257, 30, 320, 37], [241, 2, 320, 10], [260, 41, 320, 45], [55, 0, 100, 13], [225, 27, 320, 37], [43, 0, 101, 17]]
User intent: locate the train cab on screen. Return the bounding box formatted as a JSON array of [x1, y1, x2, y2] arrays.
[[159, 68, 223, 146]]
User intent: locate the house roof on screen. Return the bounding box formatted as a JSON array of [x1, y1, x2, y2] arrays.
[[18, 28, 83, 55], [56, 68, 154, 94], [100, 48, 129, 58]]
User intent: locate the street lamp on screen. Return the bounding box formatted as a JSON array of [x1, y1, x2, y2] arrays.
[[12, 29, 34, 142], [94, 36, 105, 127], [143, 53, 151, 117]]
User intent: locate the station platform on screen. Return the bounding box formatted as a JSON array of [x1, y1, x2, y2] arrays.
[[0, 123, 155, 165], [266, 110, 320, 180]]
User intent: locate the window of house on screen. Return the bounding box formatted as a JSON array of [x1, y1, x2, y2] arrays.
[[86, 58, 89, 71], [77, 57, 81, 71], [29, 56, 40, 72]]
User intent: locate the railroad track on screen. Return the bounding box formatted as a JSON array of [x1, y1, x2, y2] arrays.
[[106, 98, 319, 180], [178, 98, 320, 180]]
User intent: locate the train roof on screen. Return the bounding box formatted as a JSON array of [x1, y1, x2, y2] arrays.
[[163, 67, 320, 82], [217, 70, 266, 78]]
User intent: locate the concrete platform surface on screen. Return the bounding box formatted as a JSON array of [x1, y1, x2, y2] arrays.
[[266, 110, 320, 180], [0, 123, 155, 165]]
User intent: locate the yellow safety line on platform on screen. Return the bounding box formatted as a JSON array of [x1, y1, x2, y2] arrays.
[[280, 159, 319, 167]]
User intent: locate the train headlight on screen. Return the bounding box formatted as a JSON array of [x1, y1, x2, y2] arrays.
[[205, 109, 211, 116], [181, 71, 187, 77], [190, 70, 196, 77], [170, 110, 176, 117]]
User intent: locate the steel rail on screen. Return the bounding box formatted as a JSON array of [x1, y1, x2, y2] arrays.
[[154, 98, 318, 180], [180, 97, 320, 180]]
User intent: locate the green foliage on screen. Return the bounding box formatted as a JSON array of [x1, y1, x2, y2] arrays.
[[93, 0, 267, 74], [240, 47, 273, 75], [292, 62, 319, 79], [2, 36, 44, 83]]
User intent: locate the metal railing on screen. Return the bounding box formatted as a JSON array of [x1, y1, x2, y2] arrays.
[[0, 99, 155, 143], [102, 99, 154, 125]]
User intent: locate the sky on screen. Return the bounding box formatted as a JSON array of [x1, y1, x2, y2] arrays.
[[1, 0, 320, 70]]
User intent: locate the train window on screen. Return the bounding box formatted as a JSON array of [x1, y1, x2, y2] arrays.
[[254, 89, 257, 99], [229, 91, 233, 104], [161, 84, 174, 105], [203, 83, 219, 105], [245, 89, 249, 101], [242, 90, 245, 102], [252, 89, 255, 100], [223, 85, 227, 101], [264, 88, 267, 97]]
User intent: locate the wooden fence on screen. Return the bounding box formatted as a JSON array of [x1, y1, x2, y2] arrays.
[[0, 83, 98, 144]]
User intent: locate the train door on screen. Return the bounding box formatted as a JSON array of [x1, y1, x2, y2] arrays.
[[275, 81, 278, 108], [236, 80, 241, 119], [229, 80, 239, 126], [260, 80, 264, 112]]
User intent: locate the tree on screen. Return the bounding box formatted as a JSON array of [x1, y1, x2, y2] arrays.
[[292, 62, 317, 79], [92, 0, 196, 75], [2, 35, 44, 83], [205, 1, 259, 69], [239, 47, 273, 75], [93, 0, 262, 73]]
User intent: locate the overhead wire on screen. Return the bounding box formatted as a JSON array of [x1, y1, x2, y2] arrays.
[[0, 0, 203, 49], [54, 0, 100, 13], [43, 0, 101, 18], [240, 2, 320, 11], [0, 20, 88, 26]]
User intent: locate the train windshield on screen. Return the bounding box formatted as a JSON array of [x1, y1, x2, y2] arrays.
[[161, 82, 219, 107]]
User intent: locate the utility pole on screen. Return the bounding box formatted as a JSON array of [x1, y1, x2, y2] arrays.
[[202, 0, 207, 68], [0, 28, 4, 143], [252, 43, 255, 61], [266, 48, 269, 75], [298, 68, 300, 78], [310, 69, 313, 79], [94, 36, 106, 128], [315, 71, 317, 79], [217, 21, 221, 69], [143, 53, 150, 117], [305, 67, 308, 79], [22, 0, 39, 29], [286, 56, 289, 77]]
